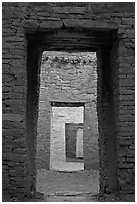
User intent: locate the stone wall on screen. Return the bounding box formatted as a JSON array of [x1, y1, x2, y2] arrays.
[[2, 2, 135, 198], [37, 51, 98, 170]]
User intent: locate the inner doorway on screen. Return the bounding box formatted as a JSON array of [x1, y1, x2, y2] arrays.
[[36, 51, 99, 171], [36, 50, 99, 197], [50, 104, 84, 171]]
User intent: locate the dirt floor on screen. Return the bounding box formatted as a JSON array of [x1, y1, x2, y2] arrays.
[[36, 169, 99, 201], [2, 169, 135, 202]]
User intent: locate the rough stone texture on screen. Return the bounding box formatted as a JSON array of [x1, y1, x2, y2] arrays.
[[2, 2, 135, 199], [37, 51, 98, 170]]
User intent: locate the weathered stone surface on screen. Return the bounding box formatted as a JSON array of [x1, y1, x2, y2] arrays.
[[3, 114, 24, 121], [39, 20, 62, 29], [24, 20, 39, 30], [63, 19, 118, 29], [53, 6, 87, 14]]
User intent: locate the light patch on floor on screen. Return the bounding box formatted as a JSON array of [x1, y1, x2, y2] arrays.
[[36, 169, 99, 196]]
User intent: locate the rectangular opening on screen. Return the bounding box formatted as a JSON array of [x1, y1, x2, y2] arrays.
[[36, 50, 100, 195], [51, 102, 85, 107], [66, 123, 84, 160], [50, 105, 84, 171]]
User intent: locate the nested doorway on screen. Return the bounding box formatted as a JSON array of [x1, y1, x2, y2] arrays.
[[50, 104, 85, 171], [26, 28, 119, 196], [36, 51, 99, 196]]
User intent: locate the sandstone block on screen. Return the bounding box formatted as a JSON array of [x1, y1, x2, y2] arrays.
[[63, 19, 118, 29], [24, 20, 39, 30], [3, 153, 27, 162], [119, 162, 133, 169], [53, 6, 87, 14], [3, 114, 24, 121], [39, 20, 62, 29]]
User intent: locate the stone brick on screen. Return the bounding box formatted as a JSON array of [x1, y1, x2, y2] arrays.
[[39, 20, 62, 29], [24, 20, 39, 30], [3, 114, 24, 121], [63, 19, 118, 29], [126, 157, 134, 163], [3, 153, 27, 162], [53, 6, 87, 14], [119, 163, 133, 169]]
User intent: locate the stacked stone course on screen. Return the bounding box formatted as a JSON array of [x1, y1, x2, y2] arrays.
[[2, 2, 134, 199], [117, 13, 135, 194]]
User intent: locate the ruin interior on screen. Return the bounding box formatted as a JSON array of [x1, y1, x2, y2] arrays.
[[2, 2, 135, 202]]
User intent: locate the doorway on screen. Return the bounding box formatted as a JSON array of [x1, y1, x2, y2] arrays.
[[26, 28, 118, 197], [50, 105, 84, 171], [35, 50, 99, 197]]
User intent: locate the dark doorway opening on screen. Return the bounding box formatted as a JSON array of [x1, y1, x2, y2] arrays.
[[26, 28, 119, 196], [65, 123, 84, 160]]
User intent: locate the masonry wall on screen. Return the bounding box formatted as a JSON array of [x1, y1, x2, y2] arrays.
[[2, 2, 135, 198], [37, 51, 98, 170]]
